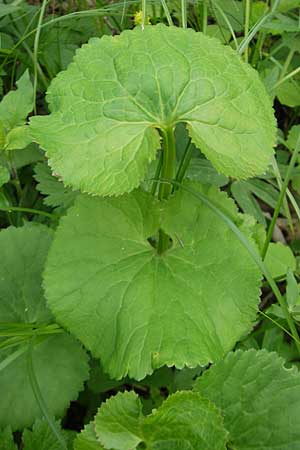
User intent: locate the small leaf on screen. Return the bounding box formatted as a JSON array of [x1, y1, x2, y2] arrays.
[[34, 162, 78, 210], [94, 391, 228, 450], [231, 181, 266, 225], [22, 418, 74, 450], [5, 126, 32, 150], [276, 80, 300, 107], [44, 183, 261, 379], [194, 349, 300, 450], [96, 391, 142, 450], [74, 424, 103, 450], [0, 165, 9, 187], [0, 144, 44, 170], [30, 25, 275, 196], [287, 124, 300, 150], [0, 71, 33, 130], [0, 225, 89, 430], [265, 242, 296, 279]]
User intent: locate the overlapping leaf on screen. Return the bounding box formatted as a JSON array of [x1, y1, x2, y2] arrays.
[[30, 24, 275, 196], [194, 349, 300, 450], [74, 424, 104, 450], [94, 391, 227, 450], [44, 183, 261, 379], [0, 225, 89, 430]]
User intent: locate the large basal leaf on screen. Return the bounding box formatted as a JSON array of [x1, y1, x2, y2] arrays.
[[30, 24, 275, 196], [94, 391, 228, 450], [44, 183, 261, 380], [194, 349, 300, 450], [0, 225, 89, 430]]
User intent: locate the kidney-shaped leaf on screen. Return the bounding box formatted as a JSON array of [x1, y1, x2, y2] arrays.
[[0, 225, 89, 430], [30, 25, 275, 196], [44, 183, 261, 380], [194, 349, 300, 450], [94, 391, 228, 450]]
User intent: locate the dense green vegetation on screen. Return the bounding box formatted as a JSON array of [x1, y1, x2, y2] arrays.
[[0, 1, 300, 448]]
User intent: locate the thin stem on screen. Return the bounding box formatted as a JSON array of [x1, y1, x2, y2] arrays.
[[259, 310, 300, 344], [251, 31, 266, 67], [142, 0, 146, 30], [238, 0, 280, 55], [160, 0, 173, 26], [244, 0, 251, 62], [181, 0, 187, 28], [173, 137, 193, 191], [202, 0, 208, 34], [151, 151, 163, 196], [157, 127, 176, 254], [279, 47, 295, 82], [271, 66, 300, 90], [158, 128, 176, 201], [262, 132, 300, 260], [0, 206, 56, 220], [213, 2, 239, 50], [271, 157, 294, 235], [27, 339, 67, 450], [0, 345, 28, 372], [33, 0, 48, 113]]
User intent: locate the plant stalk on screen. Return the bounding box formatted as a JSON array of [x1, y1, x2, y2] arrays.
[[173, 137, 193, 191], [262, 132, 300, 260], [157, 127, 176, 254]]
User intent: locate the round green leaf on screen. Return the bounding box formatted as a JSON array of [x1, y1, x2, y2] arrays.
[[30, 25, 275, 196], [94, 391, 228, 450], [44, 184, 261, 380], [0, 225, 89, 430], [194, 349, 300, 450]]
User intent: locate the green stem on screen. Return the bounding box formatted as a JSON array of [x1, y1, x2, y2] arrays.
[[271, 66, 300, 90], [238, 0, 280, 55], [33, 0, 48, 113], [202, 0, 207, 34], [151, 151, 163, 196], [0, 206, 56, 220], [173, 137, 193, 191], [251, 31, 266, 67], [160, 0, 173, 26], [271, 157, 294, 236], [158, 128, 176, 201], [157, 127, 176, 254], [279, 47, 295, 82], [142, 0, 146, 29], [181, 0, 187, 28], [262, 133, 300, 260], [27, 338, 67, 450], [244, 0, 251, 62]]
